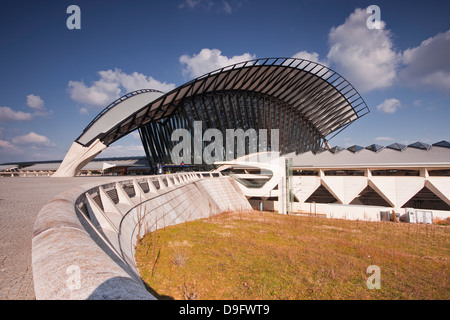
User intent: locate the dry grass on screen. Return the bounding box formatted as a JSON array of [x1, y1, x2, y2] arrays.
[[135, 211, 449, 300]]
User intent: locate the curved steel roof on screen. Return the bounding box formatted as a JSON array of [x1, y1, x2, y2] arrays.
[[75, 57, 370, 147]]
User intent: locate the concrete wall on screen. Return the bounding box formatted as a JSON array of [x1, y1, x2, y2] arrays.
[[245, 173, 450, 222], [32, 172, 251, 300], [293, 202, 391, 221]]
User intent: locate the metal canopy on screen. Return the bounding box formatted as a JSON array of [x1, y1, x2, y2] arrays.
[[75, 57, 369, 149], [76, 89, 164, 146]]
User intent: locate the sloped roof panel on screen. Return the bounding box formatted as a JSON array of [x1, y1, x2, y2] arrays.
[[75, 58, 369, 148], [347, 145, 364, 153], [386, 143, 407, 151], [365, 144, 385, 152], [408, 141, 431, 150], [432, 140, 450, 148]]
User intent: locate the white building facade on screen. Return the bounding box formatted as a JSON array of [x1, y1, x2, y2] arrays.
[[217, 141, 450, 223]]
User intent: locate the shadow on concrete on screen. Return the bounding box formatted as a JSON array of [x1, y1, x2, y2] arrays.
[[86, 276, 173, 300]]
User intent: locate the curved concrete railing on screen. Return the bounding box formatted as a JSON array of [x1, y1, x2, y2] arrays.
[[32, 172, 251, 299]]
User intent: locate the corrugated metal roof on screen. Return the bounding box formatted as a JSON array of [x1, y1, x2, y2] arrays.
[[290, 141, 450, 168]]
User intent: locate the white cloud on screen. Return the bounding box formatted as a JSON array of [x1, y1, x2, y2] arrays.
[[290, 11, 448, 95], [324, 12, 449, 93], [68, 69, 176, 107], [0, 139, 13, 149], [68, 78, 120, 107], [222, 1, 232, 13], [0, 131, 60, 162], [400, 29, 450, 91], [0, 138, 23, 155], [12, 132, 56, 147], [26, 94, 52, 117], [374, 136, 395, 142], [178, 0, 240, 13], [413, 100, 423, 107], [179, 0, 211, 10], [26, 94, 45, 111], [131, 131, 141, 140], [327, 8, 399, 93], [0, 94, 52, 123], [78, 107, 89, 115], [99, 69, 176, 93], [376, 98, 402, 114], [0, 106, 33, 122], [179, 48, 256, 78], [292, 51, 328, 66]]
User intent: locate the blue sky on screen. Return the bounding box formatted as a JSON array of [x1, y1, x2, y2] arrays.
[[0, 0, 449, 163]]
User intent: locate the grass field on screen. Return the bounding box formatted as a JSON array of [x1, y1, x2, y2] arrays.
[[135, 211, 449, 300]]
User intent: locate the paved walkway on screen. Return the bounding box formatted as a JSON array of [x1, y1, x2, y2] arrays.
[[0, 176, 130, 300]]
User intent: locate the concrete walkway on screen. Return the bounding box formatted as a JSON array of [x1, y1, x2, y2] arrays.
[[0, 176, 131, 300]]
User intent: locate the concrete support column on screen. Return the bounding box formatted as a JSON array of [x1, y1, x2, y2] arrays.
[[420, 168, 429, 178], [53, 139, 107, 177]]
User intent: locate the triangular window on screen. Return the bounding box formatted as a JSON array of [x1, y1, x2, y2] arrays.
[[305, 184, 339, 204], [402, 187, 450, 211], [350, 185, 391, 207]]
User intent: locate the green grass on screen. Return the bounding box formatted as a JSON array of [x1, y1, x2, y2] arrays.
[[135, 211, 450, 300]]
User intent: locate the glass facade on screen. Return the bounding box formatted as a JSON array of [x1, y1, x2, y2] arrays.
[[139, 91, 324, 172]]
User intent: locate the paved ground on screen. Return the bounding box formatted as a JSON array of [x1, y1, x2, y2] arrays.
[[0, 176, 130, 300]]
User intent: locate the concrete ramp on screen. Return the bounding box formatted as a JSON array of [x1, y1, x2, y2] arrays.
[[32, 173, 251, 300]]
